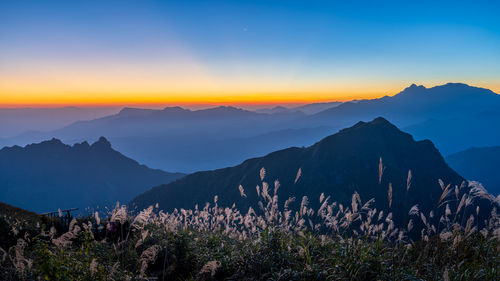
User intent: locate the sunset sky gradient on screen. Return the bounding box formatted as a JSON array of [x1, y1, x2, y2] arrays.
[[1, 0, 499, 107]]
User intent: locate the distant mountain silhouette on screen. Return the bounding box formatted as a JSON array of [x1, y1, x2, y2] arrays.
[[255, 102, 342, 115], [0, 107, 119, 138], [131, 118, 494, 226], [2, 106, 306, 172], [446, 146, 500, 196], [255, 106, 292, 114], [291, 101, 343, 114], [310, 83, 500, 126], [0, 137, 184, 213], [3, 83, 499, 172], [306, 83, 500, 155], [403, 110, 500, 155]]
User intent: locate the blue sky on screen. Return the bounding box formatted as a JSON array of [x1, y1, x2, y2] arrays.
[[1, 0, 499, 105]]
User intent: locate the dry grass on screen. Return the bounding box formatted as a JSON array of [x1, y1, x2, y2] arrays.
[[1, 165, 499, 280]]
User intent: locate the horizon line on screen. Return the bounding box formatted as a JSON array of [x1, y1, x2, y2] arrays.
[[1, 81, 498, 109]]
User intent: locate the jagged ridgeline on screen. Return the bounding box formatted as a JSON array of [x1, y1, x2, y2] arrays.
[[131, 117, 499, 228], [0, 137, 185, 213]]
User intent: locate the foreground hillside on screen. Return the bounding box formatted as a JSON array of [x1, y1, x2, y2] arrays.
[[132, 117, 498, 227], [0, 137, 184, 213], [1, 182, 499, 280], [0, 202, 46, 228]]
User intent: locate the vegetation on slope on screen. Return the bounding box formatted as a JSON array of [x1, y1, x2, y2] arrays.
[[1, 168, 499, 280], [131, 117, 470, 228]]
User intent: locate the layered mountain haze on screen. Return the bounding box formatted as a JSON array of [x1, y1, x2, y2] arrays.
[[255, 101, 343, 115], [447, 146, 500, 196], [1, 106, 309, 172], [131, 117, 497, 226], [306, 83, 500, 155], [1, 83, 498, 174], [0, 137, 184, 213], [0, 107, 120, 138], [404, 111, 500, 155], [310, 83, 500, 126]]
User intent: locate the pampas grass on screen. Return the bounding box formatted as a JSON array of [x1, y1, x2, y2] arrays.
[[1, 166, 499, 280]]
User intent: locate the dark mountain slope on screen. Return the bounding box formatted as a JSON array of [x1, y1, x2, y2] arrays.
[[131, 118, 482, 225], [446, 146, 500, 196], [0, 137, 185, 213], [0, 202, 44, 226]]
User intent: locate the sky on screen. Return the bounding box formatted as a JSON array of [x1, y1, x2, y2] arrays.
[[1, 0, 499, 107]]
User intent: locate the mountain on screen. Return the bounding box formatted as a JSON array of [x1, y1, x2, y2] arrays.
[[446, 146, 500, 196], [307, 83, 500, 155], [0, 137, 185, 213], [310, 83, 500, 127], [255, 102, 343, 115], [0, 202, 44, 227], [2, 106, 307, 172], [131, 117, 494, 226], [3, 83, 499, 173], [255, 106, 292, 114], [0, 107, 120, 138], [403, 110, 500, 155], [291, 101, 343, 114]]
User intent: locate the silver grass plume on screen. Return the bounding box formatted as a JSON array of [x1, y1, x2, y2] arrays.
[[388, 183, 392, 208], [378, 157, 385, 184], [406, 170, 412, 192], [260, 167, 266, 181], [294, 168, 302, 184], [238, 185, 247, 198]]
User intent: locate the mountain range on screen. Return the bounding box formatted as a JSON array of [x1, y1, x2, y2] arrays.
[[1, 83, 499, 175], [0, 137, 184, 213], [131, 117, 497, 226], [310, 83, 500, 126], [307, 83, 500, 154], [0, 106, 308, 172], [255, 101, 343, 115], [0, 107, 119, 138]]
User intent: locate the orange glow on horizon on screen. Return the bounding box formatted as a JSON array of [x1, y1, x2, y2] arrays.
[[0, 90, 388, 108], [0, 60, 452, 108], [1, 81, 498, 109], [3, 54, 499, 108]]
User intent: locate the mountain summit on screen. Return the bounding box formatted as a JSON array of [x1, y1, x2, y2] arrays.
[[131, 117, 488, 225], [312, 83, 500, 126], [397, 83, 426, 95], [0, 137, 185, 213]]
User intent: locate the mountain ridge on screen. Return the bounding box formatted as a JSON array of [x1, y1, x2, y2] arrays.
[[131, 117, 492, 226], [312, 83, 500, 123], [0, 137, 185, 213], [2, 82, 499, 172]]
